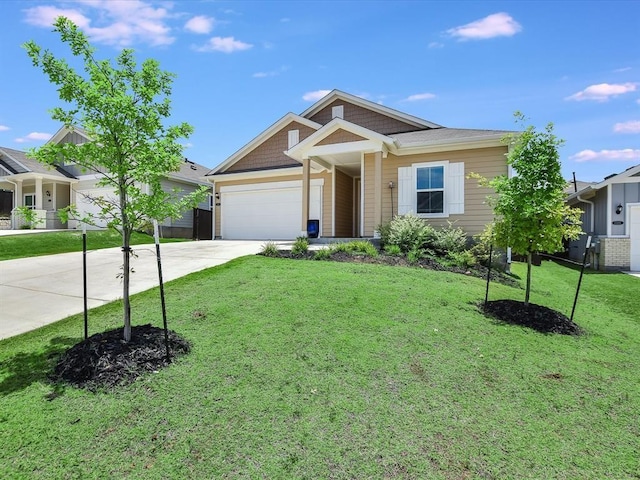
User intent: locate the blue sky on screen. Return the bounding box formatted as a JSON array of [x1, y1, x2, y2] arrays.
[[0, 0, 638, 182]]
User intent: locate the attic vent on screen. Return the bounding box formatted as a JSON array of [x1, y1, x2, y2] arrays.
[[332, 105, 344, 119], [288, 129, 299, 149]]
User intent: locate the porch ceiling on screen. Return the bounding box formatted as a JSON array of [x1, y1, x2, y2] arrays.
[[311, 150, 362, 176]]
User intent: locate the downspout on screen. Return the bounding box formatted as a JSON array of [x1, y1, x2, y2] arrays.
[[576, 194, 596, 269], [576, 194, 594, 233], [5, 178, 18, 229]]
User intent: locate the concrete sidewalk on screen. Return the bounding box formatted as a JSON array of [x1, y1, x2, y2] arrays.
[[0, 240, 263, 340]]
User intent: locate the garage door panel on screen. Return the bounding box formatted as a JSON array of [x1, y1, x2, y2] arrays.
[[221, 184, 321, 240], [630, 205, 640, 271]]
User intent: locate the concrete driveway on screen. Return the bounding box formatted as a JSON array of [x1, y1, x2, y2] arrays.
[[0, 240, 263, 340]]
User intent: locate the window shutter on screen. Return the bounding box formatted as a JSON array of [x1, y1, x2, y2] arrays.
[[397, 166, 413, 215], [447, 162, 464, 214], [288, 129, 299, 149]]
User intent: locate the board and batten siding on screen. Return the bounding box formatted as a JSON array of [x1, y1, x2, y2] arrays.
[[363, 146, 508, 237], [160, 178, 209, 230], [213, 171, 333, 238]]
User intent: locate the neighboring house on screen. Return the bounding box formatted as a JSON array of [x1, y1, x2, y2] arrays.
[[566, 164, 640, 271], [0, 126, 212, 238], [205, 89, 514, 240]]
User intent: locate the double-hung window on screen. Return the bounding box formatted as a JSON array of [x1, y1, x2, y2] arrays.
[[397, 161, 464, 217], [416, 165, 445, 214]]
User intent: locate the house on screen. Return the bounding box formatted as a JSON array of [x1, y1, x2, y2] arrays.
[[566, 164, 640, 271], [0, 126, 212, 238], [205, 89, 514, 241]]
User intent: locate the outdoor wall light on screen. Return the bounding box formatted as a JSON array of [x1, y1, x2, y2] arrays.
[[45, 190, 51, 197], [215, 192, 220, 201], [616, 203, 623, 215]]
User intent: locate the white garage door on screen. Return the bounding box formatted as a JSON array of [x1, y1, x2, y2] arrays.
[[221, 181, 322, 240], [630, 205, 640, 271]]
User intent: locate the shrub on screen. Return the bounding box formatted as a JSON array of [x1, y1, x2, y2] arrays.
[[313, 247, 333, 260], [407, 247, 423, 264], [382, 214, 434, 254], [470, 226, 506, 270], [16, 206, 44, 230], [447, 250, 477, 269], [383, 244, 402, 256], [260, 241, 280, 257], [291, 236, 309, 256], [346, 240, 378, 257], [428, 222, 468, 255]]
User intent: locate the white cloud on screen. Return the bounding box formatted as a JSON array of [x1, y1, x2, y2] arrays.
[[194, 36, 253, 53], [614, 67, 632, 73], [570, 149, 640, 162], [253, 66, 289, 78], [404, 92, 437, 102], [565, 83, 638, 102], [613, 120, 640, 134], [447, 12, 522, 40], [428, 42, 444, 49], [0, 125, 10, 131], [24, 5, 91, 29], [302, 90, 331, 102], [185, 15, 214, 34], [24, 1, 175, 47], [15, 132, 52, 143]]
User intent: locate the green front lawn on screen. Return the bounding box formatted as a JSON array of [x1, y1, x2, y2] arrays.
[[0, 229, 188, 261], [1, 258, 638, 478]]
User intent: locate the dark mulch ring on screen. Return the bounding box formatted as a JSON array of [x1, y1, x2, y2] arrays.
[[51, 324, 191, 391], [481, 299, 583, 335], [275, 250, 519, 287]]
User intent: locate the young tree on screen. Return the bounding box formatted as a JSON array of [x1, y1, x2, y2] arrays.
[[472, 113, 583, 305], [24, 17, 208, 341]]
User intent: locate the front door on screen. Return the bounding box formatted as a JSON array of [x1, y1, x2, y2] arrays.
[[630, 204, 640, 271]]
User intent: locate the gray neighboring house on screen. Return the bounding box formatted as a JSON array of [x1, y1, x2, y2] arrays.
[[0, 126, 212, 238], [566, 164, 640, 271]]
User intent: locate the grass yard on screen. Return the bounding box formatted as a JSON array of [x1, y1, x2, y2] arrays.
[[0, 257, 638, 479], [0, 229, 188, 261]]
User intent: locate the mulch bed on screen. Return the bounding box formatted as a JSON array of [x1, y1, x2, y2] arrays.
[[51, 324, 191, 391], [481, 299, 583, 335], [275, 250, 519, 287]]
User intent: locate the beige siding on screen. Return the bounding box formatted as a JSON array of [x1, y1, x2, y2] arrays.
[[363, 146, 508, 237], [213, 171, 332, 237], [309, 100, 419, 134], [334, 168, 353, 237], [316, 129, 366, 146], [226, 121, 316, 173]]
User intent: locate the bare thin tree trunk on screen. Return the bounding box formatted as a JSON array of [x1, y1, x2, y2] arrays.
[[525, 251, 532, 306]]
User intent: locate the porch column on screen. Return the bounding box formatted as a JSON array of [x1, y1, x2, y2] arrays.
[[373, 151, 383, 236], [35, 176, 43, 209], [14, 179, 23, 207], [301, 157, 310, 237]]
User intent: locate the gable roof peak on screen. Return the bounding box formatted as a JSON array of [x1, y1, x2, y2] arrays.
[[300, 89, 442, 130]]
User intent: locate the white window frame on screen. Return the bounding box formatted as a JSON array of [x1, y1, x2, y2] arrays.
[[23, 193, 36, 210], [413, 161, 448, 218]]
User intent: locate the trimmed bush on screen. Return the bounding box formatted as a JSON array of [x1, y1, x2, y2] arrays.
[[380, 214, 434, 254]]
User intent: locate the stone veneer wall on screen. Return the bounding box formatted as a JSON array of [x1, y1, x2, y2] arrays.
[[598, 237, 630, 270]]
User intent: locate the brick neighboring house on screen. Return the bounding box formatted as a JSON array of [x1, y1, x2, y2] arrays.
[[566, 164, 640, 271]]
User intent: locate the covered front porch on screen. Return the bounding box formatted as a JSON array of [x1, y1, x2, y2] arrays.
[[288, 118, 396, 239], [0, 174, 76, 230]]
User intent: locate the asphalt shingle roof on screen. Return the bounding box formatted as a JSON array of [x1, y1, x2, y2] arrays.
[[390, 128, 515, 147]]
